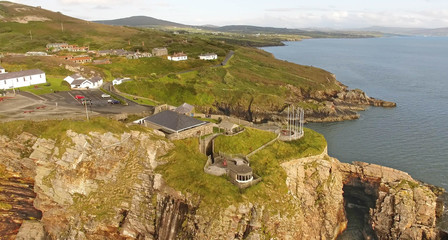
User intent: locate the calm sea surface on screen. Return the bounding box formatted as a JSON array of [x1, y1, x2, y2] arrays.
[[262, 37, 448, 189]]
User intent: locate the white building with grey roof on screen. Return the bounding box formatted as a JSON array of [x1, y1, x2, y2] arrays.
[[0, 68, 46, 90], [63, 73, 103, 89]]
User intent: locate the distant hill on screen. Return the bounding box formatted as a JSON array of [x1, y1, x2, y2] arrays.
[[97, 17, 379, 39], [94, 16, 187, 28], [0, 1, 200, 53], [203, 25, 377, 38], [360, 26, 448, 36]]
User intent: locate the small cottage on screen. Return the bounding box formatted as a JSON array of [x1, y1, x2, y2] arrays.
[[64, 74, 103, 89], [112, 78, 131, 85], [218, 121, 240, 135], [199, 53, 218, 60], [168, 52, 188, 61], [175, 103, 194, 116]]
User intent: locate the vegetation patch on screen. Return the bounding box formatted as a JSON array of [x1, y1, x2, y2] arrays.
[[156, 139, 242, 209], [253, 128, 327, 164], [213, 127, 277, 155], [0, 202, 12, 211], [17, 76, 71, 95]]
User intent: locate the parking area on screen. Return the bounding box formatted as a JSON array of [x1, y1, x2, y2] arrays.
[[0, 89, 154, 121], [39, 89, 152, 114]]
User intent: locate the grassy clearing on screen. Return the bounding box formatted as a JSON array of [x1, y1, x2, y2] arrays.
[[17, 76, 71, 95], [156, 139, 242, 209], [252, 128, 327, 164], [213, 127, 277, 155]]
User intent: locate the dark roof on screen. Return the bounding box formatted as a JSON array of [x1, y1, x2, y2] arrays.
[[71, 79, 89, 85], [227, 161, 252, 174], [0, 69, 44, 81], [144, 110, 206, 133], [175, 103, 194, 114], [90, 76, 103, 83], [69, 73, 83, 79], [199, 53, 217, 56]]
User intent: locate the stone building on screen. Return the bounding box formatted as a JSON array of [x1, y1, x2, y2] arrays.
[[140, 110, 213, 140], [152, 47, 168, 56]]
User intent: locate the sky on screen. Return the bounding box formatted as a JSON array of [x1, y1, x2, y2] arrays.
[[7, 0, 448, 29]]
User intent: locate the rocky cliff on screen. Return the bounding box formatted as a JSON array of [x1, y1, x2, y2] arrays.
[[209, 85, 396, 124], [0, 129, 445, 239]]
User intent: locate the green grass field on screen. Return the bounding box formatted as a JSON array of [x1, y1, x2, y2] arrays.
[[213, 127, 277, 155], [17, 76, 70, 95]]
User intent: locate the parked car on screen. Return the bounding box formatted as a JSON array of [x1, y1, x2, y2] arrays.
[[75, 95, 85, 100], [82, 99, 92, 105], [101, 93, 110, 98], [108, 99, 120, 104]]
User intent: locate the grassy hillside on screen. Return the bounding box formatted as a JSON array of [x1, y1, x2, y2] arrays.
[[116, 47, 343, 109], [0, 1, 233, 53]]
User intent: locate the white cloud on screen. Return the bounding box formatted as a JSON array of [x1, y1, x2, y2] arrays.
[[60, 0, 125, 3]]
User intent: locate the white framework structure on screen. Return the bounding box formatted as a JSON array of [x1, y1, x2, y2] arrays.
[[280, 105, 304, 141]]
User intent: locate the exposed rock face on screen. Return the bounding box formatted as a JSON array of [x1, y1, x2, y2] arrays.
[[0, 133, 42, 239], [339, 162, 442, 239], [280, 149, 347, 239], [0, 131, 444, 240], [210, 87, 396, 123]]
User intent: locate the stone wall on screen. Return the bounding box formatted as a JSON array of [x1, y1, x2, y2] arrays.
[[167, 123, 214, 140]]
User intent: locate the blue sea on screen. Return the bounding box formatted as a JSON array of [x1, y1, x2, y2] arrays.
[[262, 37, 448, 189]]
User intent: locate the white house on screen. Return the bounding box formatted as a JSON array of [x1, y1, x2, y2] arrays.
[[0, 68, 46, 90], [199, 53, 218, 60], [112, 77, 131, 85], [64, 73, 103, 89], [168, 52, 188, 61]]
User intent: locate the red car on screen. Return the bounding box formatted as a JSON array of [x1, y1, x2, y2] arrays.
[[75, 95, 85, 100]]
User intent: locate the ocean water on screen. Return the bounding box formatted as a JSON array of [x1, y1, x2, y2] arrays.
[[262, 37, 448, 189]]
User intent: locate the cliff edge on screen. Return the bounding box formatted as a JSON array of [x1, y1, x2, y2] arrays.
[[0, 128, 445, 239]]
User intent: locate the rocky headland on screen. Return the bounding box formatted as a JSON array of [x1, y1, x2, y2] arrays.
[[208, 81, 396, 124], [0, 127, 446, 239]]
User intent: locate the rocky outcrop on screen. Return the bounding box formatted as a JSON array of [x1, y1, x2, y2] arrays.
[[0, 133, 42, 240], [339, 162, 442, 239], [210, 87, 396, 123], [0, 131, 444, 240]]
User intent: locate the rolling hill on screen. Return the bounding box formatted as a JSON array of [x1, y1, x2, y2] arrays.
[[0, 1, 390, 123], [94, 16, 186, 28]]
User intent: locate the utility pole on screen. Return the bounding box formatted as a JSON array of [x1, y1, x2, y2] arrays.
[[29, 30, 32, 40], [85, 101, 89, 121], [61, 22, 64, 32]]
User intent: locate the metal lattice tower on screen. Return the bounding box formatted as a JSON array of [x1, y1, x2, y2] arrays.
[[283, 105, 304, 141]]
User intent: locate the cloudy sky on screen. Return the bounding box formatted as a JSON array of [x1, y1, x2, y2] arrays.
[[8, 0, 448, 29]]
